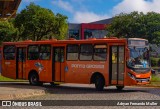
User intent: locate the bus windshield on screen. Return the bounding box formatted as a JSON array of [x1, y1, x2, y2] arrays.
[[127, 46, 150, 69]]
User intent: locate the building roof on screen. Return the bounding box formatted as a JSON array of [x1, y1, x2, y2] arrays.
[[0, 0, 21, 19], [90, 18, 113, 24]]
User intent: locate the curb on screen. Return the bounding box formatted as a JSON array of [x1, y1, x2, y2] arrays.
[[132, 85, 160, 88], [0, 81, 28, 82]]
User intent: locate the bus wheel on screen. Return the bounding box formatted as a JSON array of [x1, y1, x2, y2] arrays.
[[29, 73, 42, 86], [50, 82, 60, 87], [95, 75, 105, 91], [116, 86, 124, 91]]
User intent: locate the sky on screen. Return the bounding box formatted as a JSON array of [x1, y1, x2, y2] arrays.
[[19, 0, 160, 23]]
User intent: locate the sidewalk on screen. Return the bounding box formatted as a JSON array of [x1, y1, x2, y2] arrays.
[[0, 82, 46, 100]]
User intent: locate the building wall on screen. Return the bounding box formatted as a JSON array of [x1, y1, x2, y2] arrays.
[[68, 23, 108, 39], [81, 23, 107, 39]]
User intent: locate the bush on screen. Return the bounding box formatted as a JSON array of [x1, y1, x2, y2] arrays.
[[151, 74, 160, 82], [151, 58, 158, 67], [158, 59, 160, 66]]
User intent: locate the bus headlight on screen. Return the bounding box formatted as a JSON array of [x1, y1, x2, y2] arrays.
[[128, 73, 136, 80]]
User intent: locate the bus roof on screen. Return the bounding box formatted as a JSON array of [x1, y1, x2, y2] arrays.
[[127, 38, 148, 41], [2, 38, 127, 45]]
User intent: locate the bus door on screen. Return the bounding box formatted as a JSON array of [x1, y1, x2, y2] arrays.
[[16, 47, 26, 79], [109, 45, 124, 85], [52, 47, 65, 82]]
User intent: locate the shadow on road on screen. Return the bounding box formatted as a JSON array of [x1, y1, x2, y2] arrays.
[[0, 82, 159, 96], [43, 84, 147, 94]]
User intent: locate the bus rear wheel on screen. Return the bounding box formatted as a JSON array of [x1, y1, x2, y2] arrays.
[[29, 73, 42, 86], [95, 75, 105, 91], [116, 86, 124, 91]]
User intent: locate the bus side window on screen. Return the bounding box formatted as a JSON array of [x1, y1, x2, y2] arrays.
[[80, 44, 93, 61], [28, 45, 39, 60], [112, 47, 117, 63], [3, 45, 15, 60], [39, 45, 51, 60], [67, 44, 79, 61], [94, 44, 107, 61]]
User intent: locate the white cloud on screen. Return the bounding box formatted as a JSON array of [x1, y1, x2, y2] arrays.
[[52, 0, 74, 13], [112, 0, 160, 15], [73, 11, 110, 23], [51, 0, 110, 23]]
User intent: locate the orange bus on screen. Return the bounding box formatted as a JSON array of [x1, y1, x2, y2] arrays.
[[1, 37, 151, 90]]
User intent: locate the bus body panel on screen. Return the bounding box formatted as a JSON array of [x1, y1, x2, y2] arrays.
[[25, 60, 52, 82], [64, 61, 108, 84], [2, 60, 16, 79]]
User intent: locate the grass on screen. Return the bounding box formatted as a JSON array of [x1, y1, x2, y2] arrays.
[[146, 74, 160, 87], [151, 74, 160, 82], [149, 82, 160, 86], [150, 57, 160, 61], [152, 67, 160, 69], [0, 74, 27, 82]]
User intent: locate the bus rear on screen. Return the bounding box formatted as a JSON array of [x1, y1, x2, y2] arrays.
[[125, 38, 151, 85]]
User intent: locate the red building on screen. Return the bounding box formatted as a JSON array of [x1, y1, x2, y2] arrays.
[[68, 18, 112, 39]]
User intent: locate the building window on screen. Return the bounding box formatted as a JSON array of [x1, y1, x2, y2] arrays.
[[84, 29, 93, 39], [39, 45, 51, 60], [69, 29, 79, 39], [84, 29, 107, 39], [94, 45, 107, 61], [3, 45, 15, 60], [28, 45, 39, 60], [80, 44, 93, 61], [67, 44, 79, 60]]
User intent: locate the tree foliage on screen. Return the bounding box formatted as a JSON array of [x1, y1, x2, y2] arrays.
[[0, 20, 18, 44], [106, 11, 160, 44], [14, 3, 68, 41]]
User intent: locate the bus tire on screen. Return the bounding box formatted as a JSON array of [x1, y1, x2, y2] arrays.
[[50, 82, 60, 87], [29, 73, 42, 86], [95, 75, 105, 91], [116, 86, 124, 91]]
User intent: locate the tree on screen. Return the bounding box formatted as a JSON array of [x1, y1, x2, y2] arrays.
[[14, 3, 68, 41], [0, 20, 18, 44], [106, 11, 160, 44], [53, 13, 68, 40]]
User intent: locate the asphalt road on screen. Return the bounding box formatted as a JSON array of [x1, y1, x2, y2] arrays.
[[24, 83, 160, 100], [1, 83, 160, 109]]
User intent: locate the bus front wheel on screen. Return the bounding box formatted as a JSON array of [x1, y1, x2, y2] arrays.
[[116, 86, 124, 91], [95, 75, 105, 91], [29, 73, 42, 86]]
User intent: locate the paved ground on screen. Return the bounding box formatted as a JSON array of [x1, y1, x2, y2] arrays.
[[0, 82, 46, 100], [0, 83, 160, 109]]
